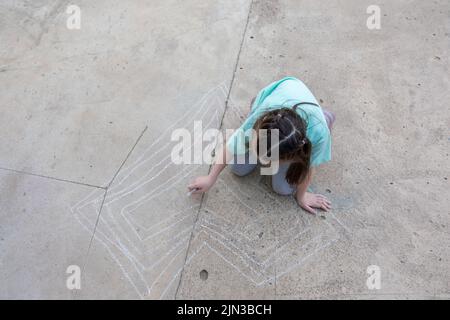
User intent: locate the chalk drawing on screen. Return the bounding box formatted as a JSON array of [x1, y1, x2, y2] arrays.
[[71, 84, 350, 299], [71, 84, 227, 299]]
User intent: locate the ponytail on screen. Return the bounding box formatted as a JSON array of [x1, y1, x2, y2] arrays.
[[285, 139, 311, 185]]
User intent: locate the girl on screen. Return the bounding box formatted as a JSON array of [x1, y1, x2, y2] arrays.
[[188, 76, 335, 214]]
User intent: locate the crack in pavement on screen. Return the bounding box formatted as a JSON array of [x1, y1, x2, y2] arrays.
[[174, 0, 256, 299]]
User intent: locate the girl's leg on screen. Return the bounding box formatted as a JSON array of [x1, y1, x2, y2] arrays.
[[230, 152, 257, 177], [322, 108, 336, 130], [271, 162, 296, 195]]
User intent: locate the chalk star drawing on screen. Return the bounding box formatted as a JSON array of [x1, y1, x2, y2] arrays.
[[71, 83, 350, 299]]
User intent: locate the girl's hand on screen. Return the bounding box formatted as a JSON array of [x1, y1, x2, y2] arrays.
[[296, 192, 331, 214], [188, 175, 217, 194]]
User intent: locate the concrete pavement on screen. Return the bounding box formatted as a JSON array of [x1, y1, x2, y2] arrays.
[[0, 0, 449, 299]]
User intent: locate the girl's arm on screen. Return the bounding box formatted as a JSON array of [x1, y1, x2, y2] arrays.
[[188, 96, 255, 195], [295, 168, 331, 214], [188, 145, 231, 194]]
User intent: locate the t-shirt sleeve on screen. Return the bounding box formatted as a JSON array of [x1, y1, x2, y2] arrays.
[[310, 129, 332, 167]]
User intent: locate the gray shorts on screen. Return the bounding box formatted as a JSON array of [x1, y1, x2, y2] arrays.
[[230, 152, 296, 195]]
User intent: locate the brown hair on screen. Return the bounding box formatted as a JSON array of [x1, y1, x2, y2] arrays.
[[253, 107, 311, 185]]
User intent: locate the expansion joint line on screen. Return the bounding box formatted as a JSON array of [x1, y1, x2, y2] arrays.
[[79, 125, 149, 296], [174, 0, 255, 299]]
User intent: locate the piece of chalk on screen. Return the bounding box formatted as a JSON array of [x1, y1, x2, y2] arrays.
[[186, 188, 199, 196]]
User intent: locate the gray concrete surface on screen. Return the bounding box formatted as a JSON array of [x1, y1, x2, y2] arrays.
[[0, 0, 449, 299]]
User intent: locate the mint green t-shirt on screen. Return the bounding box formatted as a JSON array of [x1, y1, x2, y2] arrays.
[[227, 77, 331, 167]]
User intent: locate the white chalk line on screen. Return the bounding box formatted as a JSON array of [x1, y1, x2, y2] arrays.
[[200, 176, 338, 280], [123, 168, 201, 239], [143, 229, 191, 271], [74, 169, 339, 297], [72, 208, 148, 299], [112, 82, 228, 181], [75, 215, 145, 299], [218, 178, 292, 238], [199, 223, 272, 277], [189, 230, 326, 286], [74, 204, 150, 286], [139, 205, 200, 236], [105, 108, 219, 206], [76, 197, 195, 290], [108, 84, 228, 197], [177, 90, 342, 287], [73, 159, 204, 295], [199, 219, 257, 252], [258, 235, 338, 286], [328, 211, 351, 234], [222, 91, 347, 236], [75, 203, 193, 298], [160, 241, 208, 300], [200, 216, 315, 271], [101, 206, 144, 265], [122, 164, 195, 218], [141, 213, 193, 243], [201, 208, 254, 242], [70, 188, 104, 212], [148, 240, 190, 296], [200, 209, 282, 264], [103, 166, 198, 246], [78, 85, 231, 248], [166, 228, 267, 291], [118, 142, 211, 214], [69, 188, 106, 217], [75, 184, 340, 296], [100, 205, 190, 271], [71, 83, 348, 298], [194, 177, 341, 285], [99, 203, 197, 267], [109, 84, 224, 187], [70, 84, 230, 298], [73, 196, 192, 294], [74, 159, 200, 282], [202, 238, 272, 286], [265, 227, 313, 265], [126, 165, 198, 216]]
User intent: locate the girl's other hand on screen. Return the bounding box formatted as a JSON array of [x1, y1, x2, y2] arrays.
[[296, 192, 331, 214], [188, 175, 216, 194]]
